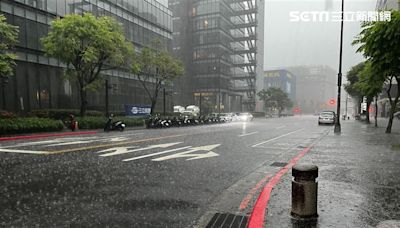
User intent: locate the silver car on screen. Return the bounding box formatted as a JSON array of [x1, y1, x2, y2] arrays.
[[318, 111, 336, 125]]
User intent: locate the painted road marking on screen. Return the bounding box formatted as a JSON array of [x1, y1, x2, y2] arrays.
[[251, 129, 303, 148], [238, 132, 258, 137], [275, 126, 286, 129], [98, 142, 182, 157], [247, 147, 312, 228], [48, 134, 186, 154], [0, 148, 49, 154], [239, 174, 272, 211], [122, 146, 192, 162], [152, 144, 220, 161]]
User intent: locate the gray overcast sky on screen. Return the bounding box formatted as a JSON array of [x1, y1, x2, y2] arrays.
[[264, 0, 377, 73]]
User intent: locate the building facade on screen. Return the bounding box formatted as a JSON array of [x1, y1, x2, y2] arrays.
[[169, 0, 264, 113], [287, 65, 337, 114], [262, 69, 296, 102], [376, 0, 400, 10], [0, 0, 172, 113]]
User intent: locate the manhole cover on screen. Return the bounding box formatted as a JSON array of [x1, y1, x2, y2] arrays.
[[270, 162, 287, 167], [206, 213, 248, 228]]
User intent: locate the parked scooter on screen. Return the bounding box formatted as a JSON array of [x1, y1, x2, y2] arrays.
[[104, 114, 126, 132]]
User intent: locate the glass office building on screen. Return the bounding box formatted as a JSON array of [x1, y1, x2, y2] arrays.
[[170, 0, 264, 113], [0, 0, 172, 112]]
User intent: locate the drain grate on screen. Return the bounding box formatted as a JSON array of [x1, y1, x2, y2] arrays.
[[270, 162, 287, 167], [206, 213, 248, 228]]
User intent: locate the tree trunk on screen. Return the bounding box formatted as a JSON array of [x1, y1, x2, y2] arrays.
[[80, 87, 88, 117], [374, 96, 378, 127], [386, 107, 395, 133], [150, 100, 156, 115], [385, 77, 400, 134]]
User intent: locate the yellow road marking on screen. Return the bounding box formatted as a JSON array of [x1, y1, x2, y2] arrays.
[[47, 134, 186, 155]]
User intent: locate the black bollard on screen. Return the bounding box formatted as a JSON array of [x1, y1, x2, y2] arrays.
[[291, 164, 318, 220]]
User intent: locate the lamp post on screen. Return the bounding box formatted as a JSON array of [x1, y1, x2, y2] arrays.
[[334, 0, 344, 133]]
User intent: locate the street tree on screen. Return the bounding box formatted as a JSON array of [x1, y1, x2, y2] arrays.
[[355, 61, 384, 126], [0, 14, 19, 82], [354, 10, 400, 133], [257, 87, 293, 116], [42, 13, 134, 116], [345, 62, 365, 115], [135, 41, 184, 115]]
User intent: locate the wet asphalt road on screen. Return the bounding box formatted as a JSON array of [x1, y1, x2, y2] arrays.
[[0, 116, 338, 227]]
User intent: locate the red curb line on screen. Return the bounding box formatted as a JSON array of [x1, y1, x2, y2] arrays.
[[0, 131, 98, 142], [247, 147, 312, 228], [239, 174, 272, 211]]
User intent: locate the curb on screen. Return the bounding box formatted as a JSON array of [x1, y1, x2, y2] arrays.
[[0, 131, 98, 142]]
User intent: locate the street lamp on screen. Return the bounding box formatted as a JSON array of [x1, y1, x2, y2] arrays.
[[334, 0, 344, 133]]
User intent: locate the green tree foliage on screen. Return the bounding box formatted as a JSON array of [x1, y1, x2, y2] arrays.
[[257, 87, 293, 115], [354, 10, 400, 133], [345, 62, 365, 114], [135, 40, 184, 115], [0, 14, 19, 79], [41, 13, 134, 116], [355, 61, 384, 124]]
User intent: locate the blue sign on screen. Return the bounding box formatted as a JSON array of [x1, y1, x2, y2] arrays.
[[124, 105, 151, 116]]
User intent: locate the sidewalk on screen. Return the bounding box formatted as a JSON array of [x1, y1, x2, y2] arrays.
[[265, 119, 400, 227]]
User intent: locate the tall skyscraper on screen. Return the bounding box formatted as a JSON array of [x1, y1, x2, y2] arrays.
[[169, 0, 264, 113]]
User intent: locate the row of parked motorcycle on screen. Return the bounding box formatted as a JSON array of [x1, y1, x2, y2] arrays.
[[145, 114, 227, 128]]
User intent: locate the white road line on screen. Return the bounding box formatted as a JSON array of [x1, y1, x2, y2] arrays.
[[0, 148, 49, 154], [99, 142, 182, 157], [275, 126, 286, 129], [123, 146, 192, 162], [251, 129, 304, 148], [238, 131, 258, 137]]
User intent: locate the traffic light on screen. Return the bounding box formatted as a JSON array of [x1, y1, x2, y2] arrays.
[[328, 99, 336, 106]]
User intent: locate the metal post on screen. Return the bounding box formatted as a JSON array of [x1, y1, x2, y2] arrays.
[[105, 79, 109, 117], [291, 164, 318, 220], [163, 87, 166, 116], [345, 93, 348, 120], [334, 0, 344, 133]]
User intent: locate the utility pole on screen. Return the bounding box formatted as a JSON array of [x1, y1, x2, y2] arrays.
[[334, 0, 344, 133], [345, 93, 348, 119]]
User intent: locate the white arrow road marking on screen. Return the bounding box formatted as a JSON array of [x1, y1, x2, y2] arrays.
[[0, 148, 49, 154], [238, 131, 258, 137], [123, 146, 192, 162], [152, 150, 219, 161], [124, 144, 221, 162], [99, 142, 183, 157]]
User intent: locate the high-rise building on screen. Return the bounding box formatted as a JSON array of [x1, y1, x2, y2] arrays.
[[287, 65, 337, 114], [262, 69, 296, 102], [0, 0, 172, 112], [376, 0, 400, 10], [169, 0, 264, 113]]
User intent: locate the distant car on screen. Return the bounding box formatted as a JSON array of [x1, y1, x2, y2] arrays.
[[219, 113, 233, 122], [237, 112, 254, 122], [318, 111, 336, 125]]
